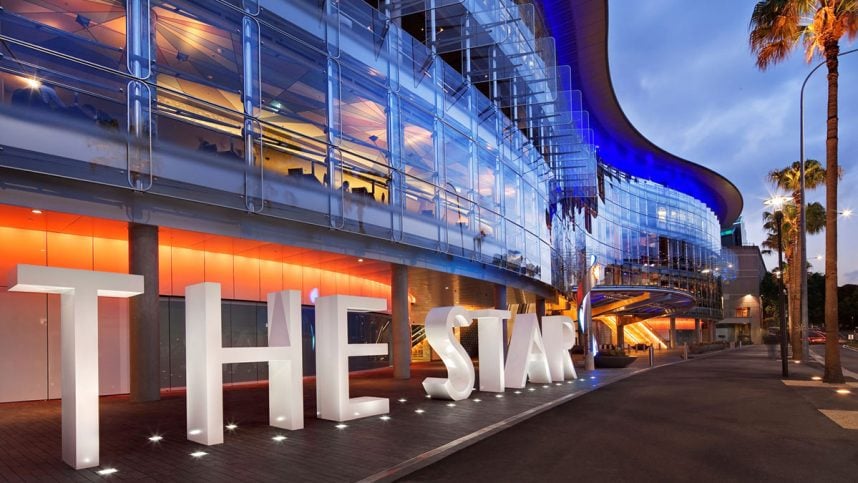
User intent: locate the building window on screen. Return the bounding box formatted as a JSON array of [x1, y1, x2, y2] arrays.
[[735, 307, 751, 318]]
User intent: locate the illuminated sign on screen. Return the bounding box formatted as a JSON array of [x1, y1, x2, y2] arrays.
[[9, 265, 579, 470], [9, 265, 144, 470]]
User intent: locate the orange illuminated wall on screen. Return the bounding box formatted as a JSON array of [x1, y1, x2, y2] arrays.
[[158, 244, 393, 306], [0, 206, 393, 308], [646, 317, 697, 331]]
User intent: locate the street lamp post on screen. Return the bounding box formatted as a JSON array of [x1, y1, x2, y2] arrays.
[[767, 196, 790, 378], [798, 47, 858, 363]]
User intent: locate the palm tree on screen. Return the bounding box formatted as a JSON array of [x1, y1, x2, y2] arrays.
[[768, 160, 826, 360], [750, 0, 858, 383], [761, 200, 826, 360]]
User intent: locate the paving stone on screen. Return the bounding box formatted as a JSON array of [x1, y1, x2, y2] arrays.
[[0, 354, 685, 482]]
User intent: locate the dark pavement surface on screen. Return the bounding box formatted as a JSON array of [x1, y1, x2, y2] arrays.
[[0, 356, 678, 482], [3, 346, 854, 482], [405, 346, 858, 483]]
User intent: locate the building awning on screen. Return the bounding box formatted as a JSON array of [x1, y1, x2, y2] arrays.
[[578, 286, 696, 318], [717, 318, 752, 326]]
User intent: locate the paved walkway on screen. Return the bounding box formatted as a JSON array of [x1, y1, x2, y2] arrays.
[[0, 351, 683, 482], [4, 346, 847, 482], [405, 345, 858, 482]]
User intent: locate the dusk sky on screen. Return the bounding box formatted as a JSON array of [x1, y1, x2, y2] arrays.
[[607, 0, 858, 284]]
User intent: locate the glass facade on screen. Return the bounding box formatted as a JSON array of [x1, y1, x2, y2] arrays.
[[0, 0, 731, 312], [0, 0, 570, 286], [563, 165, 728, 315]]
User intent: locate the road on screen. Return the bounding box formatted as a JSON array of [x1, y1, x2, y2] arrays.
[[809, 343, 858, 378], [402, 346, 858, 482]]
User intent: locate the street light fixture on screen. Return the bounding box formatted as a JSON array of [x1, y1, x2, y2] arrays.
[[765, 195, 790, 378], [798, 47, 858, 364]]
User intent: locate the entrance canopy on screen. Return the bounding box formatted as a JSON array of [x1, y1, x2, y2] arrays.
[[716, 318, 752, 326], [584, 286, 696, 319]]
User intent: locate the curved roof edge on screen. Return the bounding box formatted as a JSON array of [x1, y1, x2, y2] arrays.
[[543, 0, 743, 228]]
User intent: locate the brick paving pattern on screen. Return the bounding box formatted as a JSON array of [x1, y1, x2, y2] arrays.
[[0, 357, 666, 482]]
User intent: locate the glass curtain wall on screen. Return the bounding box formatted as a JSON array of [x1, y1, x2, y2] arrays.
[[565, 163, 726, 315], [0, 0, 557, 285]]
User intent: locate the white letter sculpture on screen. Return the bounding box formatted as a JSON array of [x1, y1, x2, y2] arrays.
[[542, 315, 578, 381], [422, 306, 475, 400], [504, 313, 552, 388], [315, 295, 389, 421], [472, 309, 510, 392], [9, 264, 143, 469], [186, 283, 303, 445]]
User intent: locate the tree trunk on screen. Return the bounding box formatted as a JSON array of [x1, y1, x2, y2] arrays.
[[792, 189, 807, 363], [789, 256, 802, 360], [823, 41, 844, 383]]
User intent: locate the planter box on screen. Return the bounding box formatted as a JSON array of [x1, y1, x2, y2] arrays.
[[594, 355, 637, 368]]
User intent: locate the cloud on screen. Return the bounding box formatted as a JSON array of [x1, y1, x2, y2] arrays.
[[608, 0, 858, 285]]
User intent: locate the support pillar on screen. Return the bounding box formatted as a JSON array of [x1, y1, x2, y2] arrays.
[[617, 322, 625, 350], [694, 318, 701, 344], [391, 264, 410, 379], [536, 297, 546, 318], [129, 223, 160, 402], [669, 316, 677, 349], [494, 284, 508, 357]]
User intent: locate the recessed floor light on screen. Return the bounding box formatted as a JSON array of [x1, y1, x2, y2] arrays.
[[414, 409, 425, 414], [190, 451, 207, 458], [527, 388, 536, 392], [380, 415, 391, 421], [335, 424, 348, 429], [96, 468, 118, 476], [446, 403, 456, 407], [272, 435, 287, 442], [473, 398, 482, 402], [225, 423, 238, 431], [495, 394, 504, 398], [398, 398, 407, 403], [811, 376, 822, 381], [836, 389, 851, 395], [148, 435, 163, 442], [513, 391, 522, 395]]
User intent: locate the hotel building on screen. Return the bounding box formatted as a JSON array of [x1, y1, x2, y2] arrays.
[[0, 0, 742, 403]]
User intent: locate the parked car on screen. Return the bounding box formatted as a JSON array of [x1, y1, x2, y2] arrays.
[[808, 331, 826, 344]]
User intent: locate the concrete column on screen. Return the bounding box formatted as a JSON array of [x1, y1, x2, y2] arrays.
[[669, 316, 677, 349], [129, 223, 160, 402], [494, 284, 508, 356], [536, 297, 546, 318], [694, 318, 702, 343], [391, 264, 411, 379], [617, 322, 625, 350]]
